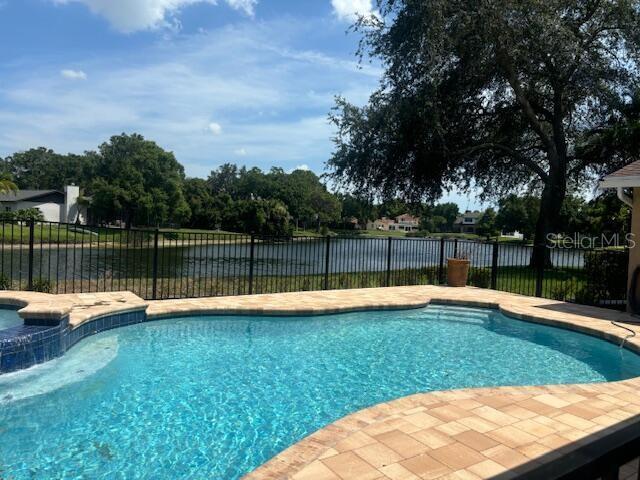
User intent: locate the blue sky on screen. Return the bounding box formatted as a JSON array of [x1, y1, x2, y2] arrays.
[[0, 0, 482, 209]]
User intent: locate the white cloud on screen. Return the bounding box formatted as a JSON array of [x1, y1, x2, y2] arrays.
[[331, 0, 375, 22], [61, 69, 87, 80], [208, 122, 223, 135], [225, 0, 257, 16], [291, 164, 310, 172], [51, 0, 255, 33], [0, 21, 379, 176]]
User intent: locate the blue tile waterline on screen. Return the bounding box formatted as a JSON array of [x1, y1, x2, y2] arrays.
[[0, 309, 146, 373], [1, 305, 640, 479]]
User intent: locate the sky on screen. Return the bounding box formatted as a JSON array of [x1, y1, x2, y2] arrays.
[[0, 0, 482, 210]]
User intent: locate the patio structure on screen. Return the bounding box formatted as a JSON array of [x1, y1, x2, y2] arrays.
[[600, 161, 640, 312]]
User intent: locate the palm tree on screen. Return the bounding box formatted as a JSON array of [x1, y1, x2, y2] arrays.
[[0, 174, 17, 195]]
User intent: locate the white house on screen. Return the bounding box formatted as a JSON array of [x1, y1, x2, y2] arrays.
[[0, 185, 87, 224], [367, 214, 420, 232], [453, 211, 483, 234]]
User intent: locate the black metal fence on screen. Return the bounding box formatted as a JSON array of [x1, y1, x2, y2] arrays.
[[0, 220, 629, 308]]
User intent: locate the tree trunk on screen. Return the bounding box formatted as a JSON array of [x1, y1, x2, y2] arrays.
[[530, 163, 567, 268], [124, 210, 133, 230]]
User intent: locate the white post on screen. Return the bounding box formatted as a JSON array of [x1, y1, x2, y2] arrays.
[[64, 185, 80, 224]]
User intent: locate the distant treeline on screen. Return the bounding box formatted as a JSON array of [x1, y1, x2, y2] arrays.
[[0, 133, 629, 238]]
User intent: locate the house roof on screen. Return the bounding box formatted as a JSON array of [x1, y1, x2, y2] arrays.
[[0, 189, 63, 202], [458, 211, 483, 218], [454, 211, 483, 224], [600, 161, 640, 188], [372, 217, 394, 224], [396, 213, 419, 221]]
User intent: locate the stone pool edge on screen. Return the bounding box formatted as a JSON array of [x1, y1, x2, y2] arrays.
[[0, 291, 147, 373], [223, 287, 640, 480]]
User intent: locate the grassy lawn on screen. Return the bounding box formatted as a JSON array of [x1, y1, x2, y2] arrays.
[[292, 229, 325, 238], [334, 229, 409, 238], [159, 227, 241, 236], [0, 224, 247, 244], [0, 224, 97, 244], [0, 223, 533, 245], [421, 232, 480, 240], [489, 266, 587, 299]]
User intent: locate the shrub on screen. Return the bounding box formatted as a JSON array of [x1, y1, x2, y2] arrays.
[[468, 269, 491, 288], [550, 283, 574, 301], [416, 266, 439, 285], [574, 287, 596, 306], [580, 250, 627, 306], [162, 231, 179, 241], [31, 278, 52, 293], [0, 274, 11, 290]]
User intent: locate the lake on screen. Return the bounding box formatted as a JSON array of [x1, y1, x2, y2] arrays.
[[0, 237, 584, 292]]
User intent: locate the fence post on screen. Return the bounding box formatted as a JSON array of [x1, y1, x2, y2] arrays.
[[453, 238, 459, 258], [438, 238, 446, 285], [324, 235, 331, 290], [151, 228, 159, 300], [27, 219, 35, 291], [491, 242, 499, 290], [248, 235, 255, 295], [386, 236, 392, 287], [535, 243, 544, 298]]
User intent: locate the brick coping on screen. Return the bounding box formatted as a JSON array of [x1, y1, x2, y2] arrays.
[[3, 286, 640, 478], [0, 290, 147, 327]]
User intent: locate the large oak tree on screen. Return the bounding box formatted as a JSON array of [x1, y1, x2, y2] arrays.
[[90, 134, 190, 228], [328, 0, 640, 265]]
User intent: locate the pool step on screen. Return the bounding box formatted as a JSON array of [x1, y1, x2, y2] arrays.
[[423, 306, 492, 325]]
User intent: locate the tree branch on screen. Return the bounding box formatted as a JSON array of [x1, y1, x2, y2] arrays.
[[497, 53, 558, 162], [453, 143, 549, 182]]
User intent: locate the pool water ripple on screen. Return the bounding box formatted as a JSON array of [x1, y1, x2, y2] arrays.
[[1, 305, 640, 479]]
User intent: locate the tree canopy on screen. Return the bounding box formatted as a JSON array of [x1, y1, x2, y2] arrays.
[[89, 134, 190, 227], [3, 147, 96, 190], [207, 164, 341, 229], [495, 195, 540, 241], [329, 0, 640, 264]]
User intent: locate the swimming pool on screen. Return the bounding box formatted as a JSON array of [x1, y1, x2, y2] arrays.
[[1, 304, 639, 479], [0, 306, 21, 330]]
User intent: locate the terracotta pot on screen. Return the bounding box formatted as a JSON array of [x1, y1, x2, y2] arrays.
[[447, 258, 470, 287]]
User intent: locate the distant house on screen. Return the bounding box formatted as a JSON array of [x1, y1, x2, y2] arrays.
[[453, 210, 483, 234], [367, 217, 395, 231], [393, 213, 420, 231], [0, 185, 87, 224], [345, 217, 361, 229], [367, 213, 420, 232]]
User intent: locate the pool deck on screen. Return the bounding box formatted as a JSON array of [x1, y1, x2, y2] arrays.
[[2, 290, 147, 327], [5, 286, 640, 479]]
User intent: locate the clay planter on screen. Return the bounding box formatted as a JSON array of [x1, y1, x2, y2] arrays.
[[447, 258, 470, 287]]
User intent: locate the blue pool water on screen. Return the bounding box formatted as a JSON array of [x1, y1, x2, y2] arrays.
[[0, 306, 21, 330], [1, 305, 640, 479]]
